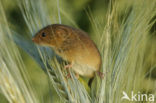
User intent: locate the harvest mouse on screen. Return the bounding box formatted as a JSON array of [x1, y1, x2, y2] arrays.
[[32, 24, 102, 79]]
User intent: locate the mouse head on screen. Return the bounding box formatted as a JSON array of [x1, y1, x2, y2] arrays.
[[32, 25, 54, 46], [32, 24, 69, 47]]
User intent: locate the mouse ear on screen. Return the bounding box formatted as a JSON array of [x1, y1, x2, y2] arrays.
[[55, 28, 67, 38]]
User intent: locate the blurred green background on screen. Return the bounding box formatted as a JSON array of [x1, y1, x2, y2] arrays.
[[0, 0, 156, 103]]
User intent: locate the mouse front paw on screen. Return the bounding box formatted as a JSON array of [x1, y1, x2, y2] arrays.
[[64, 64, 72, 69]]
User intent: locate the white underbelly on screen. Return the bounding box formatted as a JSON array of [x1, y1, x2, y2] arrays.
[[72, 62, 96, 77]]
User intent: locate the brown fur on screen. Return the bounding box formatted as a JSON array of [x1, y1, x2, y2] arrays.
[[32, 24, 101, 77]]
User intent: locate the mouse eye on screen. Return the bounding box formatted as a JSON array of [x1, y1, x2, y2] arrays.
[[41, 32, 46, 37]]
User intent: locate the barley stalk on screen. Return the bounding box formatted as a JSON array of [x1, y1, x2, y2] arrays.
[[0, 0, 156, 103], [0, 1, 38, 103]]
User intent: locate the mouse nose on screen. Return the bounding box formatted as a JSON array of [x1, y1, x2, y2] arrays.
[[32, 38, 35, 42]]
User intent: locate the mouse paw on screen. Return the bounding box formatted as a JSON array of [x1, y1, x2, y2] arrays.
[[97, 71, 105, 79], [64, 64, 72, 69], [66, 73, 79, 79], [66, 73, 71, 79]]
